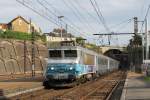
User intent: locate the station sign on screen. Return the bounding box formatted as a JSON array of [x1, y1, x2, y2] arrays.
[[143, 60, 150, 64]]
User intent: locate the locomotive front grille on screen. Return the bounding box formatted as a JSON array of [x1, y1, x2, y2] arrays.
[[46, 75, 53, 79], [54, 73, 68, 79]]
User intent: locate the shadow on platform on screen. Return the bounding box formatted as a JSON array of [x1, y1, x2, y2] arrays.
[[0, 89, 8, 100]]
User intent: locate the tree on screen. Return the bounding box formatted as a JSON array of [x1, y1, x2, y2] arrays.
[[76, 37, 86, 46], [127, 34, 143, 72]]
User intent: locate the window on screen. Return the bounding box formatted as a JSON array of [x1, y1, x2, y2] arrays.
[[64, 50, 77, 57], [19, 19, 22, 25], [49, 50, 62, 58]]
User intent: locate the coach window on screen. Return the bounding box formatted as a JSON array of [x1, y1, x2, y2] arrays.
[[64, 50, 77, 57], [49, 50, 62, 58]]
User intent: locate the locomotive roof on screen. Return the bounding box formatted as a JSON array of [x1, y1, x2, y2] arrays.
[[48, 46, 118, 62]]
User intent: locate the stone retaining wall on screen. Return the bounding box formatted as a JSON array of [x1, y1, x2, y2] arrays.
[[0, 39, 48, 75]]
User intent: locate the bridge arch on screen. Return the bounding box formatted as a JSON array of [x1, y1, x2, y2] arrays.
[[104, 49, 123, 60], [104, 49, 129, 69]]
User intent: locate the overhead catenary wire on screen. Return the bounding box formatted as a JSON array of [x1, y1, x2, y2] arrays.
[[114, 19, 132, 32], [38, 0, 96, 39], [42, 0, 85, 35], [59, 0, 97, 39], [61, 0, 96, 35], [109, 18, 132, 29], [89, 0, 110, 33], [73, 0, 102, 27], [68, 0, 98, 34], [140, 5, 150, 33], [41, 0, 83, 32], [17, 0, 80, 36], [16, 0, 96, 40], [110, 18, 132, 46], [43, 0, 95, 38], [16, 0, 59, 26], [89, 0, 112, 45], [93, 0, 109, 30]]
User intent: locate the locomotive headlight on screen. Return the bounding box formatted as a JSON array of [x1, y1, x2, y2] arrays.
[[51, 67, 54, 70], [69, 67, 73, 70]]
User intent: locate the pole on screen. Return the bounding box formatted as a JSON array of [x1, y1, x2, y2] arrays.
[[30, 19, 35, 77], [134, 17, 138, 35], [24, 40, 26, 74], [145, 18, 149, 60], [60, 19, 62, 40], [66, 24, 68, 35], [108, 35, 111, 45], [133, 17, 139, 72], [58, 16, 64, 41], [31, 27, 35, 77]]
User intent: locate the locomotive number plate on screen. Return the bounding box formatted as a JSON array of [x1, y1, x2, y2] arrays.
[[58, 74, 68, 79]]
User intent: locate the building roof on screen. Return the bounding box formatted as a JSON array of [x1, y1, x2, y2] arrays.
[[0, 23, 7, 25], [8, 16, 29, 24]]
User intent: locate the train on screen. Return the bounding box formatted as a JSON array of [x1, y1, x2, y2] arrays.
[[43, 46, 119, 88]]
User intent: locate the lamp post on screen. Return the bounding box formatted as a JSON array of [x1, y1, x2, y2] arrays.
[[58, 16, 64, 40]]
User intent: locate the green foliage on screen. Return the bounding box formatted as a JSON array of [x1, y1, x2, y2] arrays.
[[0, 30, 46, 42], [129, 35, 142, 46], [127, 34, 143, 72], [0, 30, 31, 40], [76, 37, 86, 46], [144, 77, 150, 82]]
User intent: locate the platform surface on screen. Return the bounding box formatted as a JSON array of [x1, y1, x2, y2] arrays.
[[0, 76, 43, 97], [121, 72, 150, 100]]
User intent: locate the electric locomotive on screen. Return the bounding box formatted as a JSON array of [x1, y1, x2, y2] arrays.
[[43, 46, 119, 88]]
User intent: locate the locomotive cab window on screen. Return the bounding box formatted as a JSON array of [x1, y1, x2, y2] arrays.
[[64, 50, 77, 57], [49, 50, 62, 58]]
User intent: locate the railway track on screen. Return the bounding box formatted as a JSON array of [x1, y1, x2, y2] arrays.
[[9, 70, 126, 100]]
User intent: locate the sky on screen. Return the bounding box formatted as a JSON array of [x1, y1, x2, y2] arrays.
[[0, 0, 150, 46]]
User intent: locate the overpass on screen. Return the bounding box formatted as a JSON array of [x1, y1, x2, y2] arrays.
[[99, 45, 129, 69], [99, 45, 127, 54]]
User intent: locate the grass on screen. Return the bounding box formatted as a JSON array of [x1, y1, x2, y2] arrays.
[[0, 30, 46, 42], [144, 76, 150, 82]]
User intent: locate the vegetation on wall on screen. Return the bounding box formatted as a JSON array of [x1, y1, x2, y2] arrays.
[[0, 30, 46, 42]]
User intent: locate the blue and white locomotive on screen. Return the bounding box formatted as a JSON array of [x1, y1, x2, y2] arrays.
[[43, 46, 119, 88]]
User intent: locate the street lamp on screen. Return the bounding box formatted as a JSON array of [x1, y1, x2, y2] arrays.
[[58, 16, 64, 40]]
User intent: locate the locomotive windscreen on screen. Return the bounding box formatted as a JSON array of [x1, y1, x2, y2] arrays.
[[49, 50, 62, 58], [64, 50, 77, 57]]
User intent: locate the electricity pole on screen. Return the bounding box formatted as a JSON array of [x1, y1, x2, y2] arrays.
[[134, 17, 138, 35], [133, 17, 138, 72], [58, 16, 64, 40], [24, 40, 26, 74], [30, 19, 35, 77], [145, 18, 149, 60]]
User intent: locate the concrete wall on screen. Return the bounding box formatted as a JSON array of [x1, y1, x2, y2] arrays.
[[0, 39, 48, 75]]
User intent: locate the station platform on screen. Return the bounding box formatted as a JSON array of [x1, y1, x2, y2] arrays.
[[0, 76, 43, 98], [121, 71, 150, 100]]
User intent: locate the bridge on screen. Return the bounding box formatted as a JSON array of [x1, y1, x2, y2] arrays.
[[98, 45, 129, 69], [99, 45, 126, 54]]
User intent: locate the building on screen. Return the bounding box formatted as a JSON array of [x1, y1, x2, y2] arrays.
[[44, 28, 76, 42], [44, 33, 76, 42], [0, 23, 8, 31], [44, 29, 76, 48], [8, 16, 31, 33], [0, 16, 42, 34]]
